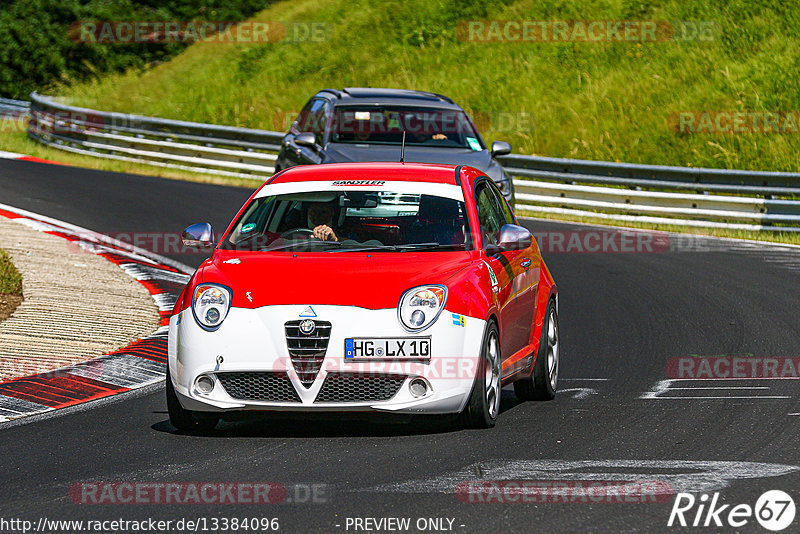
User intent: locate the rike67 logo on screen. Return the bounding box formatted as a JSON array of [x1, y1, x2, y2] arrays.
[[668, 490, 796, 531]]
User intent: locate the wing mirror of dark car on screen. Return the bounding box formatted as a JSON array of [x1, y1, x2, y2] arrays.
[[489, 224, 532, 252], [295, 132, 318, 149], [491, 141, 512, 158], [182, 222, 215, 248]]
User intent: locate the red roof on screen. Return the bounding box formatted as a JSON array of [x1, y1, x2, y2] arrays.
[[266, 162, 463, 185]]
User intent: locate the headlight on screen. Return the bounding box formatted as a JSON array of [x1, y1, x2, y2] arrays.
[[192, 283, 232, 331], [398, 285, 447, 332]]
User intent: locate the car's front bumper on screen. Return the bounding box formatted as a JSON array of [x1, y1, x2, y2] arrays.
[[168, 305, 486, 415]]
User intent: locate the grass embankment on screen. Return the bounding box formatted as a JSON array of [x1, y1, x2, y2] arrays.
[[55, 0, 800, 172], [0, 249, 23, 322]]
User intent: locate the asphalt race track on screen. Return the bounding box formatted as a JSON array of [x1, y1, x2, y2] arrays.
[[1, 158, 800, 533]]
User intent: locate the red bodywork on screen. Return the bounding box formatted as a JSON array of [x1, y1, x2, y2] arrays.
[[173, 163, 556, 384]]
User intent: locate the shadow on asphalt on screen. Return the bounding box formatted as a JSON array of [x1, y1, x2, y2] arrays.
[[151, 390, 524, 438]]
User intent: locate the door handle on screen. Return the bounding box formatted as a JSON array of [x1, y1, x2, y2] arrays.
[[520, 258, 531, 269]]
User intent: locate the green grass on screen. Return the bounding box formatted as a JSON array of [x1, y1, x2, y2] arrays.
[[49, 0, 800, 172], [0, 249, 22, 295]]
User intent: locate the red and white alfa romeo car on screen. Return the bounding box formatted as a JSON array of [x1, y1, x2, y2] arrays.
[[167, 162, 558, 430]]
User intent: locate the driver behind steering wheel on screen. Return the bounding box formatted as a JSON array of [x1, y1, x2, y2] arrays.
[[307, 200, 342, 241]]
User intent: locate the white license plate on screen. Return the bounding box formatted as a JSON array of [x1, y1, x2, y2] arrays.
[[344, 337, 431, 360]]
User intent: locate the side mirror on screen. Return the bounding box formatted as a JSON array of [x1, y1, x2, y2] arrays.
[[294, 132, 317, 149], [491, 141, 512, 158], [182, 222, 215, 248], [497, 224, 532, 251]]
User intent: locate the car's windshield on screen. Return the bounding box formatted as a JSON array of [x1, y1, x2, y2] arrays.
[[329, 106, 484, 150], [220, 189, 473, 252]]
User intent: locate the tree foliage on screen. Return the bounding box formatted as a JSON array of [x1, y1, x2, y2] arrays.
[[0, 0, 271, 98]]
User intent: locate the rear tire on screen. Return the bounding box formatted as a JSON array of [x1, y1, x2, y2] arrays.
[[166, 368, 219, 432], [461, 321, 501, 429], [514, 298, 559, 401]]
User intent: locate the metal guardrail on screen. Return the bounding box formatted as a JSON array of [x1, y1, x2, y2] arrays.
[[0, 97, 31, 115], [28, 92, 281, 179], [25, 92, 800, 232], [500, 154, 800, 231]]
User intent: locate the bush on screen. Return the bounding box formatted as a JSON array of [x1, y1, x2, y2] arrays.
[[0, 0, 272, 99]]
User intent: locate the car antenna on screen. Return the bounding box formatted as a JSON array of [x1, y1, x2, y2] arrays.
[[400, 130, 406, 163]]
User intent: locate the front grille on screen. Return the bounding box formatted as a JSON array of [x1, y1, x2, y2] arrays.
[[315, 373, 406, 403], [285, 320, 332, 387], [217, 372, 301, 402]]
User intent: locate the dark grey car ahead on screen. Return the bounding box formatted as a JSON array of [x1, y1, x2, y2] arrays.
[[275, 87, 515, 204]]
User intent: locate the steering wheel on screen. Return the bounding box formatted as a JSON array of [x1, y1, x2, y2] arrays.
[[280, 228, 315, 240]]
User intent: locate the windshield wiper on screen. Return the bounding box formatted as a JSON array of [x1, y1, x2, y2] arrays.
[[329, 243, 398, 253], [395, 242, 467, 251], [257, 239, 345, 252], [330, 242, 467, 253]]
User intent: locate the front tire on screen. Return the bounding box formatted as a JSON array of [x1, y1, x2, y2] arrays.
[[461, 321, 501, 428], [166, 368, 219, 432], [514, 298, 559, 401]]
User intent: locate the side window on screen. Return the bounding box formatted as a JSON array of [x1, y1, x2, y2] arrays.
[[488, 182, 516, 226], [293, 98, 314, 134], [295, 98, 329, 145], [475, 182, 505, 247], [228, 197, 275, 245]]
